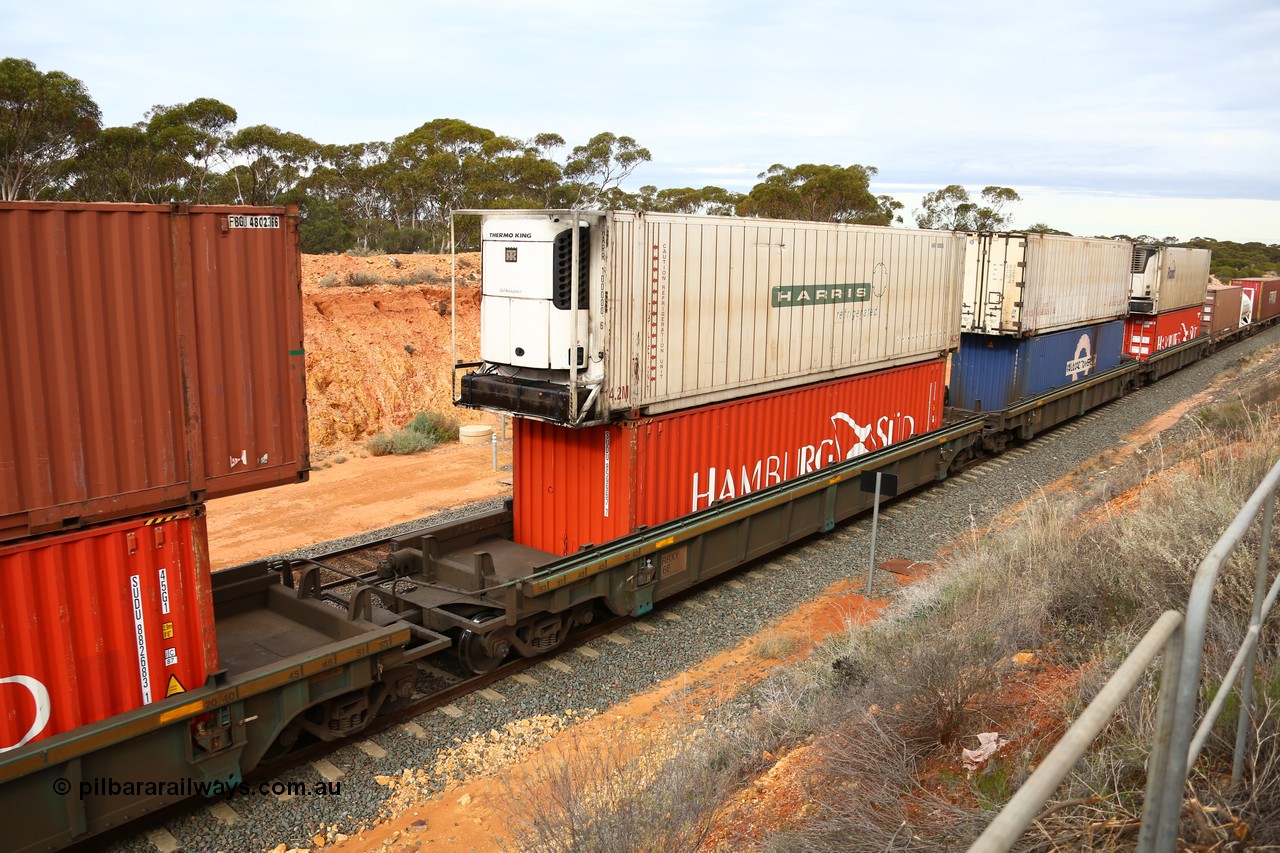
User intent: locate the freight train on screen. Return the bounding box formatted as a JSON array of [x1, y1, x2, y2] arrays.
[[0, 202, 1263, 851]]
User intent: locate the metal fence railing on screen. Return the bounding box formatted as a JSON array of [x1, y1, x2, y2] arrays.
[[970, 457, 1280, 852]]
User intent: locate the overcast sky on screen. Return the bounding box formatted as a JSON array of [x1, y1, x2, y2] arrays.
[[4, 0, 1277, 242]]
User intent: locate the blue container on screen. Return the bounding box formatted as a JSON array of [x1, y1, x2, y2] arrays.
[[950, 320, 1126, 411]]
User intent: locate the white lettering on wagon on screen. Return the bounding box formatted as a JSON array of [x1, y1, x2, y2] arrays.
[[131, 575, 153, 704], [689, 409, 918, 511], [0, 675, 51, 753]]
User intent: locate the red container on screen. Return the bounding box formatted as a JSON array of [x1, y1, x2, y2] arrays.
[[0, 202, 309, 543], [1233, 277, 1280, 324], [0, 510, 216, 752], [1124, 305, 1202, 360], [1203, 284, 1244, 338], [514, 359, 945, 556]]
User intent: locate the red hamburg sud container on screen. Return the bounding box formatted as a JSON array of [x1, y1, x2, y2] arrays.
[[513, 359, 945, 556], [0, 510, 216, 752], [0, 202, 309, 543], [1124, 305, 1202, 360]]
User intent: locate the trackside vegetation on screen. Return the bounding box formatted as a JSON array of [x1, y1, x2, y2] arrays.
[[364, 411, 460, 457], [498, 351, 1280, 851]]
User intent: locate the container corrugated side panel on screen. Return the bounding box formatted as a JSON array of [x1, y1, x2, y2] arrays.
[[187, 209, 309, 497], [1124, 305, 1201, 360], [515, 359, 945, 556], [1151, 247, 1211, 313], [0, 204, 191, 541], [0, 510, 216, 751], [1203, 285, 1243, 337], [1021, 235, 1132, 335], [0, 203, 308, 542], [951, 321, 1125, 411], [1235, 278, 1280, 323], [513, 419, 635, 554], [1258, 280, 1280, 322], [608, 213, 962, 416]]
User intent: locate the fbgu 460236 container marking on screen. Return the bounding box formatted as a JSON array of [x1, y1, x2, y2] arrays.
[[0, 202, 309, 542], [512, 358, 945, 556], [457, 210, 964, 426], [961, 232, 1132, 336], [0, 510, 216, 751], [949, 320, 1126, 412]]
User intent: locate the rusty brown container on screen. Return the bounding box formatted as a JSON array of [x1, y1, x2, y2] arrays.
[[1202, 284, 1244, 338], [0, 508, 217, 750], [0, 203, 308, 542]]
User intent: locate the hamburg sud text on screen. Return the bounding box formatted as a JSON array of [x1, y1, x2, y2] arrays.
[[691, 408, 920, 512], [55, 775, 342, 800]]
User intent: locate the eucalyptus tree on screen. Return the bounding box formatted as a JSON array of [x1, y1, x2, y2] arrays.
[[562, 132, 651, 208], [617, 185, 745, 215], [915, 185, 1021, 231], [227, 124, 318, 205], [143, 98, 237, 202], [476, 132, 565, 209], [0, 57, 101, 200], [306, 141, 393, 250], [738, 163, 896, 225], [68, 98, 238, 203]]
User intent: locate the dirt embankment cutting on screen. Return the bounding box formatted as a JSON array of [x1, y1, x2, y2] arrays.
[[300, 253, 490, 449]]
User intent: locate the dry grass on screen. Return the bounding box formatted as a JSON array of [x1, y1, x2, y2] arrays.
[[496, 726, 736, 853]]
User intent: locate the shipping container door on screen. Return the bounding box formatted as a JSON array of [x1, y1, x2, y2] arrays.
[[186, 210, 308, 497], [962, 234, 1024, 334]]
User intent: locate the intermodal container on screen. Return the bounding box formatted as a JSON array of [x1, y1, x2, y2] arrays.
[[0, 202, 309, 542], [0, 509, 216, 752], [1129, 246, 1211, 314], [1124, 305, 1202, 360], [471, 211, 964, 422], [1202, 284, 1244, 338], [949, 320, 1126, 411], [512, 359, 946, 556], [1233, 277, 1280, 324], [961, 233, 1132, 336]]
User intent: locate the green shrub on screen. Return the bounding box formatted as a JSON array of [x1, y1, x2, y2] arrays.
[[364, 433, 395, 456], [386, 271, 432, 286], [362, 412, 459, 457], [346, 270, 381, 287], [405, 411, 460, 443], [318, 273, 340, 288], [389, 428, 437, 455]]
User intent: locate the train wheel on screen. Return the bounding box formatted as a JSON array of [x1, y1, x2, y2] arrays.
[[457, 613, 509, 675]]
